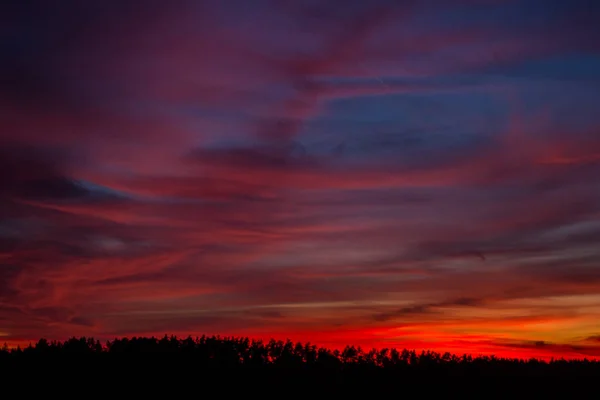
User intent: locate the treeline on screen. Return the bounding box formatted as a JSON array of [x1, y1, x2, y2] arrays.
[[2, 334, 598, 368], [1, 335, 598, 393]]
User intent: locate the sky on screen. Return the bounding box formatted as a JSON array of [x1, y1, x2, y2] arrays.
[[1, 0, 600, 360]]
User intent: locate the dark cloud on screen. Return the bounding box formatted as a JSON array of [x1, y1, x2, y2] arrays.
[[491, 339, 600, 358], [31, 306, 72, 322], [93, 267, 179, 288], [585, 336, 600, 343], [0, 264, 21, 301], [0, 145, 86, 201], [187, 143, 319, 172], [68, 316, 95, 327], [373, 297, 485, 322], [0, 0, 184, 109]]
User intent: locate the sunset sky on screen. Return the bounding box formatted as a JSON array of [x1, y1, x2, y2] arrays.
[[1, 0, 600, 359]]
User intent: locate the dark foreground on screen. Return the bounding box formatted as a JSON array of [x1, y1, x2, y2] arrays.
[[2, 335, 598, 395]]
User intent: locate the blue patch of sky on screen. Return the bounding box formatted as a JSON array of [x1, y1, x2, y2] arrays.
[[0, 217, 47, 238], [79, 180, 134, 200], [80, 179, 212, 205], [430, 0, 566, 32], [297, 89, 507, 166], [507, 81, 600, 135], [474, 54, 600, 82]]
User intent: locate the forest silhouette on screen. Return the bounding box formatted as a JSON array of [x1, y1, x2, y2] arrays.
[[1, 335, 598, 393]]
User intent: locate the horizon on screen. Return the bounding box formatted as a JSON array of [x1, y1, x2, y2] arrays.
[[4, 329, 600, 361], [1, 0, 600, 361], [3, 334, 600, 362]]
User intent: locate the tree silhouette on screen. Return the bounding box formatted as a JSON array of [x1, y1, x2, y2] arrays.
[[0, 334, 598, 394]]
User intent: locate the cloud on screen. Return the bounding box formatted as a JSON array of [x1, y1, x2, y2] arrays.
[[585, 336, 600, 343], [0, 146, 86, 201], [372, 297, 486, 322], [0, 0, 599, 359], [489, 339, 600, 358]]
